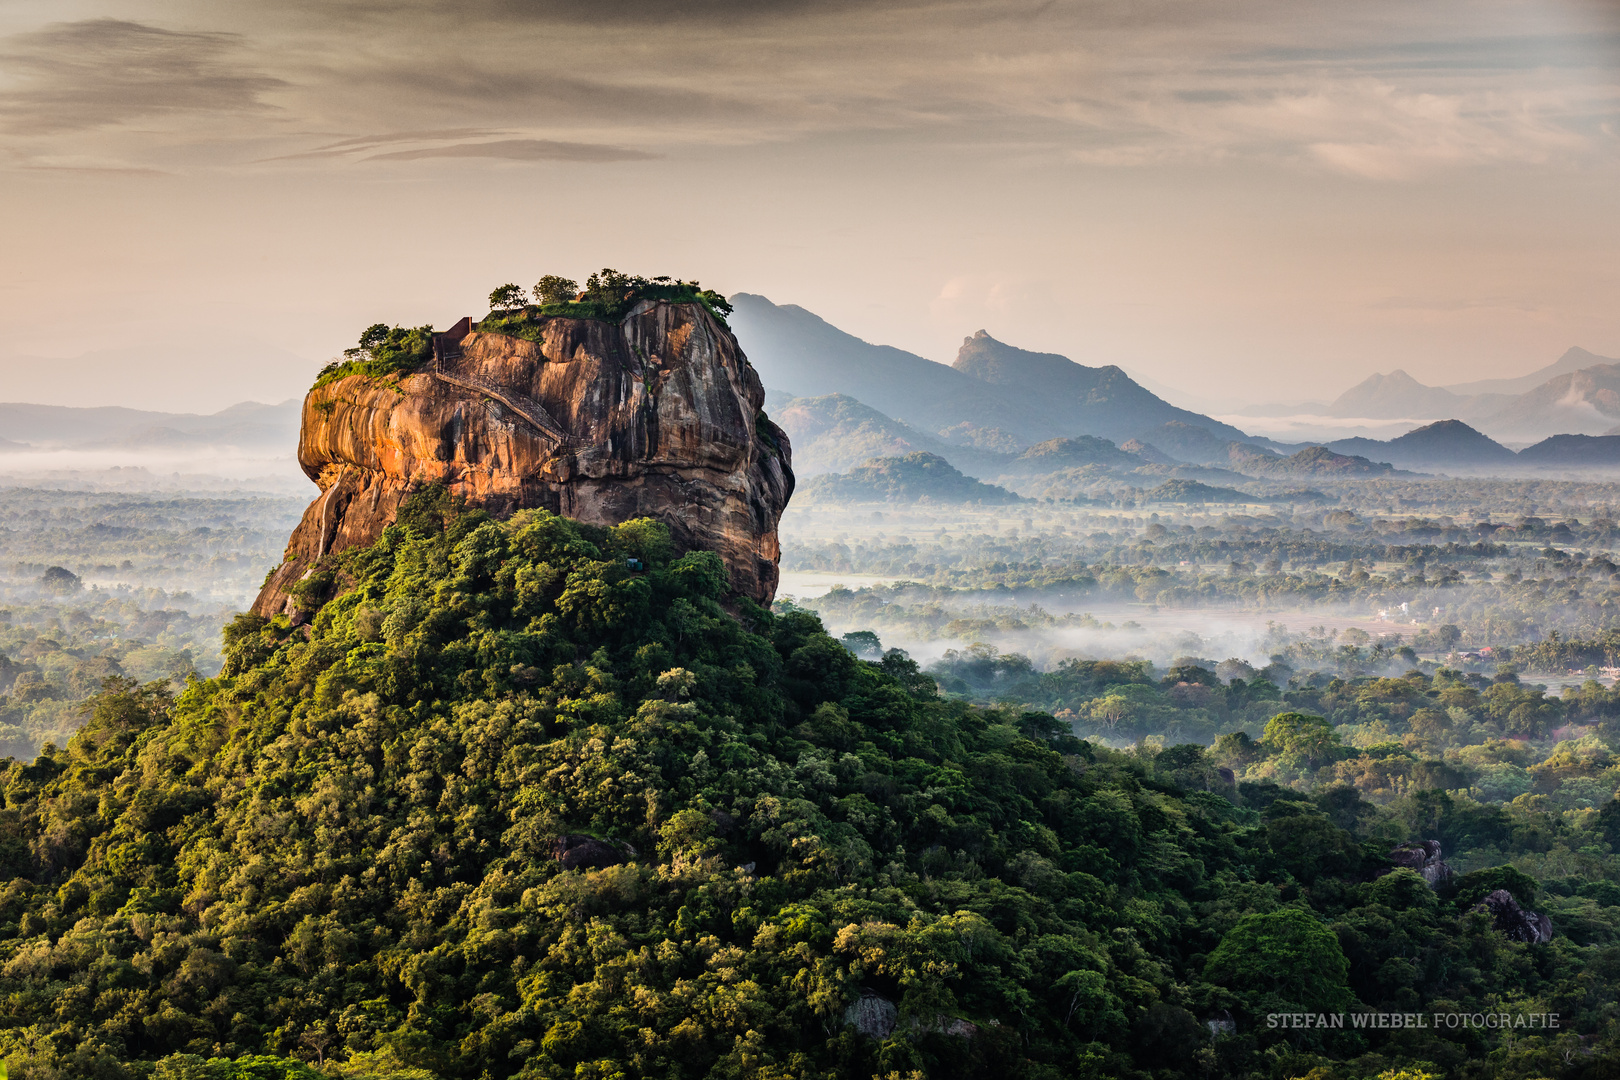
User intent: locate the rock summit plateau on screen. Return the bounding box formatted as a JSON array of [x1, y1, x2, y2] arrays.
[[254, 299, 793, 616]]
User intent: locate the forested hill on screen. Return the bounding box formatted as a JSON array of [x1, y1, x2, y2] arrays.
[[0, 492, 1615, 1079]]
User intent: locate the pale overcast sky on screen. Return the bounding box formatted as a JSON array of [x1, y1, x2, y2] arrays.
[[0, 0, 1616, 411]]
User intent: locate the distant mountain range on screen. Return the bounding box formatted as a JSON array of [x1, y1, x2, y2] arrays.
[[949, 330, 1253, 444], [1325, 421, 1620, 474], [1516, 435, 1620, 467], [1485, 364, 1620, 442], [0, 400, 300, 451], [1326, 370, 1495, 421], [0, 340, 318, 414], [1325, 420, 1517, 470], [795, 452, 1023, 505], [1001, 436, 1146, 474], [730, 295, 1249, 448], [770, 394, 1406, 508], [1314, 347, 1620, 442], [5, 296, 1618, 507], [1445, 346, 1618, 396], [736, 294, 1620, 504], [1118, 422, 1397, 478], [765, 393, 968, 475]]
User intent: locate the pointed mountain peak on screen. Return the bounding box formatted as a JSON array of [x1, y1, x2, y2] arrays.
[[953, 329, 1081, 378], [1369, 369, 1428, 388], [1405, 419, 1480, 435], [1559, 346, 1605, 363]]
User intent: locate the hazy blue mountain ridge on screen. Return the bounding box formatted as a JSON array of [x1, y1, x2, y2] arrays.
[[768, 393, 1016, 477], [1326, 369, 1495, 420], [730, 294, 1254, 448], [1446, 346, 1620, 396], [0, 400, 300, 450], [795, 451, 1025, 504], [729, 295, 1061, 446], [1326, 420, 1516, 470], [949, 329, 1253, 443]]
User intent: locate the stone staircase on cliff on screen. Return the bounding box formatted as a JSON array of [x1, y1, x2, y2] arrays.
[[431, 318, 576, 447]]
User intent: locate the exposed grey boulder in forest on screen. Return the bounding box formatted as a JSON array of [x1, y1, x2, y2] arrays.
[[1389, 840, 1454, 887], [1474, 888, 1553, 944], [254, 300, 794, 615], [843, 990, 898, 1040], [550, 835, 627, 872]]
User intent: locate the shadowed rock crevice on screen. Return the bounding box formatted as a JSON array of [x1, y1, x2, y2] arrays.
[[255, 299, 793, 616]]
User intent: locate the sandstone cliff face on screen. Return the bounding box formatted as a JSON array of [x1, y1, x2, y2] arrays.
[[254, 300, 793, 616]]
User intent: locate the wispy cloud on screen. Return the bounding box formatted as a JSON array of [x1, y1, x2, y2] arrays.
[[19, 157, 169, 176], [256, 128, 515, 161], [0, 19, 282, 135], [0, 1, 1614, 180], [364, 138, 657, 162]]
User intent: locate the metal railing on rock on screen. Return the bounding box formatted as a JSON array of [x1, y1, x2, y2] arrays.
[[430, 319, 575, 447]]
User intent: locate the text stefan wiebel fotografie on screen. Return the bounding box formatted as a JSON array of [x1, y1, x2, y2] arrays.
[[1268, 1012, 1559, 1030]]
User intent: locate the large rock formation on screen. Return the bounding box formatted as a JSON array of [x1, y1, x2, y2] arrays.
[[1474, 889, 1553, 944], [254, 300, 793, 616], [1389, 840, 1454, 887]]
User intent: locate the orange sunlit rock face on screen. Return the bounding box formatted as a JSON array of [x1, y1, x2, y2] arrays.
[[253, 300, 793, 617]]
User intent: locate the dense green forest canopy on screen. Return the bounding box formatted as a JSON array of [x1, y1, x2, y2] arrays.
[[478, 271, 734, 341], [313, 325, 436, 391], [921, 642, 1620, 819], [1, 492, 1616, 1080], [310, 271, 733, 392]]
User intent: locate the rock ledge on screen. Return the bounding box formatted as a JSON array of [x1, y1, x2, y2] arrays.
[[254, 301, 793, 616]]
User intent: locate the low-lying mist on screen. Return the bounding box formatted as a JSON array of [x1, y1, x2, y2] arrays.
[[0, 447, 312, 493], [777, 489, 1620, 684]]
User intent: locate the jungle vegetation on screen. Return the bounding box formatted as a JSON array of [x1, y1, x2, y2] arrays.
[[313, 326, 437, 391], [0, 489, 305, 760], [309, 271, 734, 394], [0, 491, 1616, 1080], [478, 271, 735, 339]]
